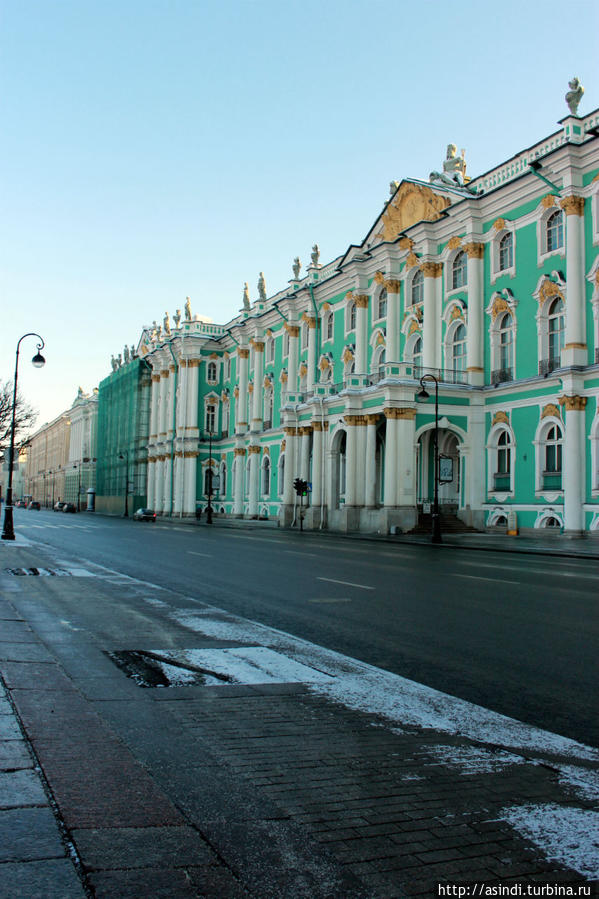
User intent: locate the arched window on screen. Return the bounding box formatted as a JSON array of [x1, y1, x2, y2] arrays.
[[411, 270, 424, 306], [222, 402, 229, 437], [452, 251, 467, 290], [498, 233, 513, 271], [498, 312, 514, 374], [347, 301, 356, 332], [264, 390, 273, 429], [451, 323, 467, 374], [205, 403, 217, 434], [207, 361, 217, 382], [326, 312, 334, 341], [548, 297, 565, 364], [266, 338, 275, 363], [220, 461, 227, 496], [302, 323, 309, 349], [489, 427, 513, 494], [544, 424, 562, 475], [412, 335, 423, 373], [546, 210, 564, 253], [543, 516, 561, 528], [277, 453, 284, 497], [261, 457, 270, 495], [204, 467, 214, 496], [377, 288, 387, 320]]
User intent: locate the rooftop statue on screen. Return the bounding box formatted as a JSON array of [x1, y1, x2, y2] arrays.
[[292, 257, 301, 280], [243, 282, 250, 310], [173, 309, 181, 329], [311, 244, 320, 266], [258, 272, 267, 301], [185, 297, 192, 321], [565, 77, 584, 116], [111, 355, 118, 371], [151, 320, 158, 342], [163, 311, 171, 336], [123, 345, 130, 364], [116, 354, 122, 367], [430, 144, 468, 187], [130, 344, 136, 359]]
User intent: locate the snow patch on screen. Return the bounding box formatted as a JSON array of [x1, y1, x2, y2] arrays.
[[424, 744, 525, 775], [556, 764, 599, 802], [499, 804, 599, 879], [154, 647, 335, 685]]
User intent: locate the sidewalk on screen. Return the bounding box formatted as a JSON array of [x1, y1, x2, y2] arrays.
[[1, 541, 598, 897]]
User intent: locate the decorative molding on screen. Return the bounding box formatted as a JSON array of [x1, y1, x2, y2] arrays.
[[312, 421, 325, 431], [408, 319, 421, 336], [559, 195, 584, 217], [464, 242, 485, 259], [447, 236, 462, 250], [248, 445, 261, 455], [209, 352, 218, 360], [364, 413, 381, 425], [385, 279, 401, 293], [344, 415, 366, 426], [238, 347, 250, 359], [234, 448, 247, 456], [342, 346, 355, 364], [541, 403, 560, 419], [299, 362, 308, 378], [421, 261, 443, 278], [354, 294, 369, 308], [541, 194, 557, 208], [493, 218, 506, 231], [321, 302, 331, 311], [377, 182, 451, 243], [492, 411, 510, 426], [319, 356, 330, 371], [450, 305, 464, 321], [384, 407, 416, 420], [399, 236, 414, 250], [537, 278, 564, 306], [262, 445, 270, 456], [283, 426, 299, 436], [405, 251, 420, 270], [558, 394, 587, 412], [489, 296, 511, 321], [374, 271, 386, 285], [284, 323, 300, 338]]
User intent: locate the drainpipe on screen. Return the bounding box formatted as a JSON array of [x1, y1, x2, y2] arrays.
[[166, 342, 178, 517]]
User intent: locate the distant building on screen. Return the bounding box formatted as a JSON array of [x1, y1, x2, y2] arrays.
[[25, 389, 98, 508], [0, 447, 28, 503], [98, 96, 599, 536]]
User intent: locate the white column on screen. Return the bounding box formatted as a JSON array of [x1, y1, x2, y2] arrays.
[[561, 196, 587, 366], [396, 410, 416, 506], [251, 340, 264, 430], [344, 418, 360, 506], [248, 446, 260, 516], [311, 423, 323, 506], [155, 458, 164, 513], [233, 449, 246, 515], [386, 280, 401, 362], [364, 415, 378, 507], [237, 347, 249, 432], [147, 460, 156, 509], [172, 455, 183, 514], [383, 410, 399, 507], [300, 428, 311, 481], [466, 401, 485, 515], [283, 427, 297, 504], [562, 395, 586, 533], [306, 317, 317, 392], [422, 263, 441, 370], [187, 361, 200, 432], [354, 295, 369, 373], [183, 455, 197, 515], [287, 324, 300, 393], [465, 243, 484, 386]]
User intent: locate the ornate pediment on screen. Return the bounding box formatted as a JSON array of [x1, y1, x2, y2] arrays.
[[377, 182, 452, 243]]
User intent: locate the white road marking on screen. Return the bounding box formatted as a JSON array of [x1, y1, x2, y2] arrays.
[[456, 559, 598, 579], [308, 598, 352, 604], [452, 573, 521, 585], [317, 577, 374, 590], [284, 550, 320, 558], [187, 551, 213, 558]]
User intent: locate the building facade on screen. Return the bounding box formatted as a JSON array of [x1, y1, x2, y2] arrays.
[[25, 388, 98, 508], [100, 99, 599, 536]]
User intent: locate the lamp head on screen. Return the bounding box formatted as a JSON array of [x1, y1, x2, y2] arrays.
[[31, 352, 45, 369], [417, 387, 430, 401]]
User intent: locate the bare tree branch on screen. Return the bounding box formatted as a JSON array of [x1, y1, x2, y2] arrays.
[[0, 381, 38, 456]]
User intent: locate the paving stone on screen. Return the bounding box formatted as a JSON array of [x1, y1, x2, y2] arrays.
[[0, 622, 36, 643], [0, 806, 65, 862], [87, 866, 200, 898], [0, 858, 85, 898], [0, 768, 46, 808], [0, 739, 33, 770], [0, 715, 22, 740], [71, 825, 217, 871], [0, 643, 54, 662]]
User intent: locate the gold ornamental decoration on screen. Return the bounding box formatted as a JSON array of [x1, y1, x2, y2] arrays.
[[386, 279, 401, 293], [319, 357, 330, 371], [492, 411, 509, 426], [408, 319, 421, 336], [299, 362, 308, 378], [405, 251, 420, 270], [263, 376, 272, 389], [541, 194, 557, 208], [450, 305, 464, 321], [464, 242, 484, 259], [558, 395, 587, 412], [376, 332, 385, 345], [344, 415, 366, 426], [284, 323, 300, 338], [238, 347, 250, 359], [248, 383, 254, 394], [447, 236, 462, 250], [262, 445, 270, 456], [151, 373, 161, 383], [421, 261, 443, 278], [305, 316, 316, 329], [233, 386, 239, 398], [248, 445, 261, 455], [490, 297, 510, 321], [493, 218, 506, 231], [280, 371, 288, 383], [342, 346, 355, 364], [251, 339, 264, 352], [364, 413, 381, 425], [383, 407, 416, 420], [321, 302, 331, 311], [560, 195, 584, 216], [377, 182, 451, 243], [374, 271, 385, 285], [280, 439, 286, 452], [399, 236, 414, 250], [234, 448, 247, 457], [538, 279, 564, 305], [354, 294, 369, 308], [541, 403, 560, 420]]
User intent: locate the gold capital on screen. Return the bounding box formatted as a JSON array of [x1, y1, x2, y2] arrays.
[[365, 413, 381, 425], [558, 395, 587, 412], [560, 195, 584, 216], [238, 348, 250, 359], [384, 407, 416, 420], [344, 415, 366, 426], [251, 339, 264, 352], [284, 323, 300, 338], [234, 448, 247, 456], [248, 445, 261, 454], [385, 279, 401, 293], [541, 194, 556, 208], [354, 294, 369, 308], [464, 242, 485, 259], [421, 261, 443, 278]]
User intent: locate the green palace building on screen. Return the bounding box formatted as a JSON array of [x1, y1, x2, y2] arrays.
[[96, 83, 599, 538]]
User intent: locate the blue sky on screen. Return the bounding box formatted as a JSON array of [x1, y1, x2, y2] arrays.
[[1, 0, 598, 427]]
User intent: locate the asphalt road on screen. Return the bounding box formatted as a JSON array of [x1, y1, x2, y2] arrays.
[[9, 508, 599, 748]]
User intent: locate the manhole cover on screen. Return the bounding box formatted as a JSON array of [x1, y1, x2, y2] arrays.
[[106, 647, 336, 688]]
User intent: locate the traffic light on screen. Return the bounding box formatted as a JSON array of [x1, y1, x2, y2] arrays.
[[293, 478, 308, 497]]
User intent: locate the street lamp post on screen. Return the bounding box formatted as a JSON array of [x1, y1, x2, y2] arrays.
[[206, 430, 213, 525], [119, 451, 129, 517], [417, 374, 442, 545], [73, 464, 82, 512], [1, 333, 46, 541]]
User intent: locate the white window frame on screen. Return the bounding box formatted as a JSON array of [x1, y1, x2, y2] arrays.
[[446, 320, 467, 375], [536, 201, 566, 266], [345, 299, 356, 336], [491, 227, 516, 284], [534, 276, 567, 373], [206, 360, 218, 384], [261, 455, 271, 496], [534, 417, 564, 496], [486, 423, 515, 497]]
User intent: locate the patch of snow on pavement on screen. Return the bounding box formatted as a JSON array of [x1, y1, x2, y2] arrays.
[[173, 610, 599, 764], [556, 764, 599, 802], [424, 744, 525, 775], [499, 804, 599, 879], [157, 647, 335, 685]]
